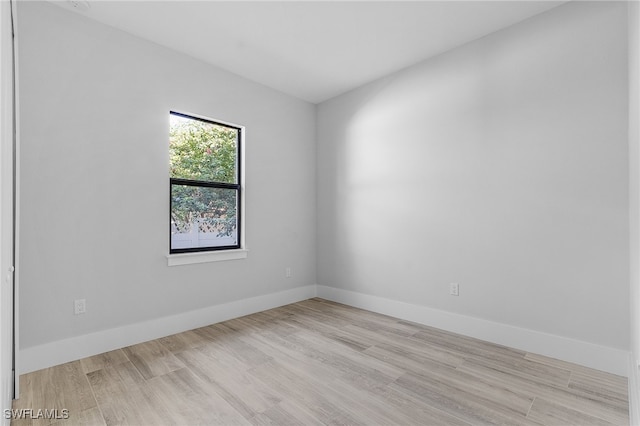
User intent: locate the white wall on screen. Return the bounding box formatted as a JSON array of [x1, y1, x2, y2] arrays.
[[317, 1, 629, 370], [628, 0, 640, 421], [17, 2, 316, 369]]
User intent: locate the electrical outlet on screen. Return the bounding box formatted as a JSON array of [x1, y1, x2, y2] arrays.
[[449, 283, 459, 296], [285, 267, 292, 278], [74, 299, 86, 315]]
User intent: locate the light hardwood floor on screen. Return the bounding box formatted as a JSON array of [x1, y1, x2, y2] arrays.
[[11, 298, 629, 425]]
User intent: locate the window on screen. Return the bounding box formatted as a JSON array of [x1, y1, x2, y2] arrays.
[[169, 112, 242, 253]]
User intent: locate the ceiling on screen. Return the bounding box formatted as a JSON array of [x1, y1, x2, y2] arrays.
[[53, 1, 567, 104]]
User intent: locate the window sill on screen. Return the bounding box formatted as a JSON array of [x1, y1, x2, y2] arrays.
[[167, 249, 248, 266]]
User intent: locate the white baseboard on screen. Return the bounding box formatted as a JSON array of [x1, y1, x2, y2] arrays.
[[630, 354, 640, 426], [19, 285, 317, 375], [19, 284, 630, 379], [317, 285, 629, 377]]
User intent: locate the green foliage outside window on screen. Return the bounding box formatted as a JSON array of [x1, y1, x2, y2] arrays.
[[170, 114, 239, 239]]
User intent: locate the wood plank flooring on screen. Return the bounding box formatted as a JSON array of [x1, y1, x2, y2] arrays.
[[11, 298, 629, 425]]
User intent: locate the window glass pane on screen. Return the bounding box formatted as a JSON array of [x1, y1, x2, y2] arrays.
[[169, 113, 238, 184], [171, 184, 239, 250]]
